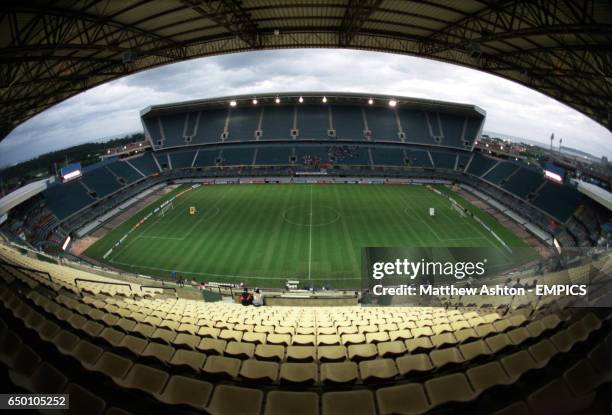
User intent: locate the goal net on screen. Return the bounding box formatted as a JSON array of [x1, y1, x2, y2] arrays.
[[158, 201, 174, 217]]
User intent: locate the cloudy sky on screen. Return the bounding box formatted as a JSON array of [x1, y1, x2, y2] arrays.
[[0, 48, 610, 168]]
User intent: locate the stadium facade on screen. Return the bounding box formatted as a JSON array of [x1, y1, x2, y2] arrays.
[[29, 92, 587, 250], [1, 93, 611, 414]]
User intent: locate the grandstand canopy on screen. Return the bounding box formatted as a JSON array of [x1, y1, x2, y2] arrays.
[[140, 92, 487, 118], [1, 0, 611, 141]]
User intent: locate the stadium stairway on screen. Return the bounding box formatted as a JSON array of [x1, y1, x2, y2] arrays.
[[1, 247, 611, 415]]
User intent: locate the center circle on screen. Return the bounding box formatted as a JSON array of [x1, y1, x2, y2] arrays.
[[283, 206, 341, 227]]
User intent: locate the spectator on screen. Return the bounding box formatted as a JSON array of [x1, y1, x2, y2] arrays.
[[239, 288, 253, 306], [253, 288, 264, 306]]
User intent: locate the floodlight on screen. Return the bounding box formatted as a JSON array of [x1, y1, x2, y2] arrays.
[[389, 99, 397, 107], [322, 96, 327, 103], [275, 97, 280, 104], [298, 96, 304, 103], [229, 100, 237, 107], [252, 98, 258, 105], [368, 98, 373, 105]]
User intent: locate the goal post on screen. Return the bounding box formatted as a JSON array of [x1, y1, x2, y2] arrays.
[[158, 201, 174, 217]]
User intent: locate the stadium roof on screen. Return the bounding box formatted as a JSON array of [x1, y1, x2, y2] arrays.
[[140, 91, 487, 118], [1, 0, 611, 142]]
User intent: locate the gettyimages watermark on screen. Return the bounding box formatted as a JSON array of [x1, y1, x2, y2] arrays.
[[360, 247, 612, 308]]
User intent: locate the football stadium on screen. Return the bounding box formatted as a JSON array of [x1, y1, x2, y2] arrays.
[[0, 2, 611, 415]]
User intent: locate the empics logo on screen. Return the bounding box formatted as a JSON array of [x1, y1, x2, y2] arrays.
[[372, 258, 487, 280]]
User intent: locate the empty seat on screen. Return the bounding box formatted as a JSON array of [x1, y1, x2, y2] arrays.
[[455, 328, 480, 343], [264, 391, 319, 415], [501, 350, 539, 379], [286, 346, 316, 362], [280, 362, 318, 385], [320, 361, 359, 385], [225, 341, 255, 359], [563, 359, 603, 396], [529, 339, 559, 365], [425, 372, 477, 408], [405, 337, 434, 353], [359, 358, 398, 382], [99, 327, 126, 348], [208, 385, 263, 415], [396, 354, 433, 377], [431, 332, 458, 348], [117, 335, 147, 357], [377, 341, 406, 358], [255, 344, 285, 361], [322, 390, 376, 415], [171, 333, 200, 350], [319, 334, 342, 346], [71, 340, 104, 367], [430, 347, 464, 369], [376, 383, 430, 415], [527, 379, 594, 415], [83, 351, 133, 379], [587, 341, 612, 375], [389, 329, 412, 341], [197, 338, 227, 355], [202, 355, 240, 379], [169, 349, 206, 374], [154, 375, 212, 410], [318, 345, 347, 362], [198, 327, 220, 338], [219, 329, 242, 342], [267, 333, 292, 346], [113, 363, 169, 396], [240, 360, 279, 383], [365, 332, 389, 344], [347, 344, 377, 361], [63, 383, 106, 415], [150, 328, 176, 345], [550, 329, 575, 353], [459, 340, 492, 362], [141, 342, 175, 365], [467, 361, 513, 393], [54, 330, 80, 354], [507, 327, 531, 345], [242, 331, 267, 344], [485, 333, 514, 353]]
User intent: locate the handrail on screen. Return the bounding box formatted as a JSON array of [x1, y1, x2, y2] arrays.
[[74, 278, 132, 297], [0, 259, 54, 283]]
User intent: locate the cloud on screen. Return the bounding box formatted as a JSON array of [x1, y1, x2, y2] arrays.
[[1, 48, 610, 168]]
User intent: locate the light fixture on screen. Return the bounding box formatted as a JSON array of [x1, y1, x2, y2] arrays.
[[322, 96, 327, 103], [229, 100, 237, 107], [298, 96, 304, 103], [389, 99, 397, 107], [368, 98, 373, 105], [252, 98, 258, 105], [275, 97, 280, 104]]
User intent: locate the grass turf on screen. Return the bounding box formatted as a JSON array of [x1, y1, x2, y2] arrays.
[[84, 183, 534, 288]]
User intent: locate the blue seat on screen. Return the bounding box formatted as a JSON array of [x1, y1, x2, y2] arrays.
[[227, 107, 260, 141]]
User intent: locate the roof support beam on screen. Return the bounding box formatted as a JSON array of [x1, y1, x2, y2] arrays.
[[339, 0, 383, 46], [181, 0, 260, 48]]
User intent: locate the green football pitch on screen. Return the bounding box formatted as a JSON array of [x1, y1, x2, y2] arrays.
[[84, 183, 533, 288]]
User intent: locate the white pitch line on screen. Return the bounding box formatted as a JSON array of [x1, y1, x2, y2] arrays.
[[308, 184, 313, 281], [108, 258, 361, 281]]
